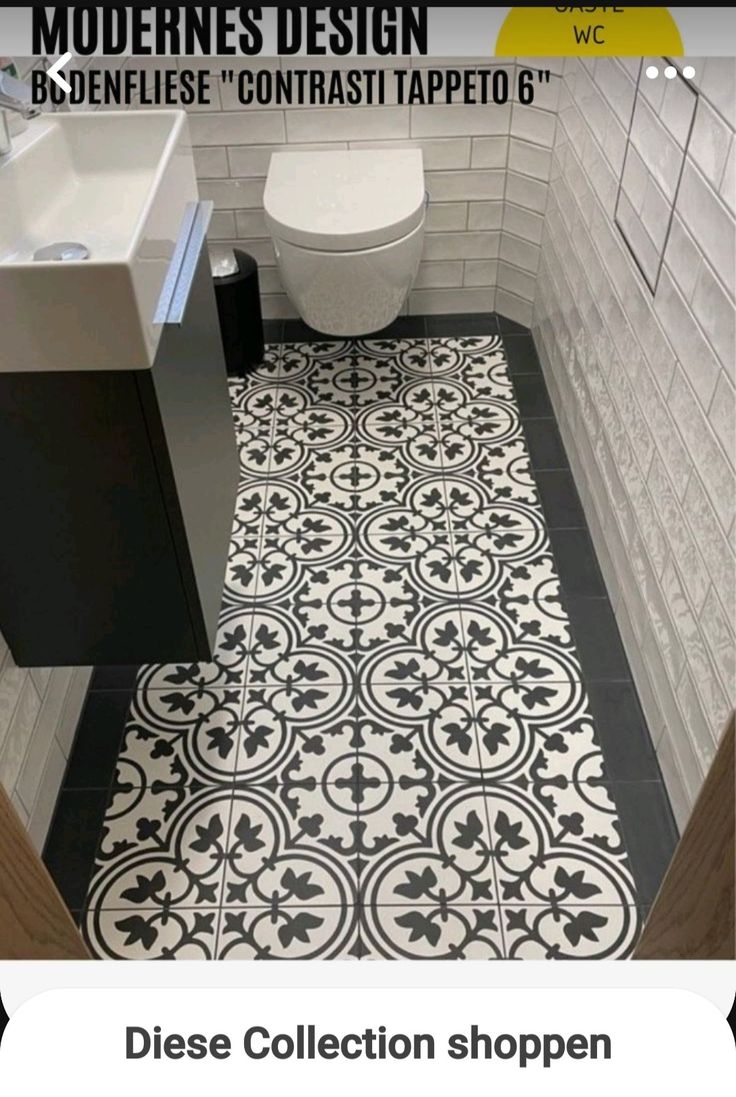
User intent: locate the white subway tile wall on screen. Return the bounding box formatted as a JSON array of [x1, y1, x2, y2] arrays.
[[0, 629, 91, 850], [534, 57, 736, 830], [184, 57, 559, 317]]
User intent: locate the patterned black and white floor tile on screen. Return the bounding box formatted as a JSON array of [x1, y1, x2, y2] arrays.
[[82, 335, 641, 960]]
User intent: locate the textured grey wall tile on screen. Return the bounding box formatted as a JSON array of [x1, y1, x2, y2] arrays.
[[423, 231, 500, 261], [258, 267, 285, 294], [0, 677, 41, 797], [234, 209, 269, 238], [425, 202, 468, 232], [0, 658, 24, 761], [226, 143, 279, 177], [697, 58, 736, 128], [700, 586, 736, 707], [413, 261, 464, 289], [668, 365, 736, 535], [426, 169, 505, 202], [689, 97, 732, 187], [411, 102, 510, 138], [720, 137, 735, 214], [16, 669, 72, 814], [499, 232, 540, 273], [494, 287, 534, 325], [189, 110, 285, 145], [707, 370, 736, 458], [287, 106, 409, 142], [470, 136, 508, 168], [648, 454, 709, 613], [593, 57, 637, 127], [408, 287, 495, 314], [26, 739, 68, 854], [508, 137, 552, 181], [496, 261, 535, 300], [505, 171, 549, 213], [676, 160, 736, 296], [675, 668, 718, 775], [199, 178, 265, 209], [208, 211, 237, 240], [463, 260, 499, 288], [261, 293, 298, 319], [663, 557, 730, 745], [690, 259, 736, 370], [663, 215, 703, 300], [655, 721, 697, 830], [683, 473, 736, 622], [467, 202, 504, 230], [348, 137, 472, 170], [503, 203, 544, 244], [654, 269, 721, 409], [510, 103, 557, 148], [193, 146, 229, 178], [659, 73, 698, 149], [630, 97, 687, 203]]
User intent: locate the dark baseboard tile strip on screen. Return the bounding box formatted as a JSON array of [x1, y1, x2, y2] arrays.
[[43, 669, 139, 919], [506, 328, 680, 904], [611, 782, 680, 907], [501, 334, 543, 376], [43, 788, 110, 916], [277, 311, 507, 344]]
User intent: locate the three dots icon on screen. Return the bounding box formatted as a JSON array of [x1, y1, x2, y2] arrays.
[[646, 64, 696, 80]]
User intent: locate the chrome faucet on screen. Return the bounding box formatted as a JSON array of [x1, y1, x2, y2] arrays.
[[0, 70, 40, 155]]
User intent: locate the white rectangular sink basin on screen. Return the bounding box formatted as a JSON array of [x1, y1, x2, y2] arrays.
[[0, 110, 199, 372]]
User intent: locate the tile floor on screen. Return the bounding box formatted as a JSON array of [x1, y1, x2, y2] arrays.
[[45, 318, 678, 959]]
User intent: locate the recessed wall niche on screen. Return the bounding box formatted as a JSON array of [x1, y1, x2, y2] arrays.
[[615, 57, 698, 292]]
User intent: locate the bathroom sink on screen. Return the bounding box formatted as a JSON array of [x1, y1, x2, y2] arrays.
[[0, 110, 198, 371]]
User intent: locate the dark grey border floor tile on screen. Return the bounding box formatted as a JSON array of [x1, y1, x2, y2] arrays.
[[548, 528, 606, 596], [43, 789, 110, 911], [262, 319, 284, 343], [89, 666, 139, 692], [63, 691, 132, 789], [586, 681, 662, 781], [371, 316, 428, 339], [565, 597, 632, 681], [611, 782, 679, 905], [282, 318, 332, 342], [503, 334, 543, 375], [513, 374, 554, 417], [426, 312, 499, 336], [534, 470, 587, 528], [522, 418, 569, 469], [497, 314, 529, 335]]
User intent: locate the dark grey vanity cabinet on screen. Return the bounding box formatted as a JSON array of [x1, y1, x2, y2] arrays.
[[0, 232, 238, 667]]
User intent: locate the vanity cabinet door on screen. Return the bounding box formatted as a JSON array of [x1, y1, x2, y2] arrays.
[[138, 223, 239, 661], [0, 210, 237, 667]]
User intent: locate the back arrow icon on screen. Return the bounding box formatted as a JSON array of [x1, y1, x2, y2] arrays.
[[47, 52, 72, 94]]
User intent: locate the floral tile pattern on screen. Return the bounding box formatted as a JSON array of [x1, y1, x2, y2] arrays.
[[83, 335, 639, 960]]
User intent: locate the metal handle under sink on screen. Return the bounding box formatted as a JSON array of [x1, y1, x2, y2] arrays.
[[154, 200, 214, 326]]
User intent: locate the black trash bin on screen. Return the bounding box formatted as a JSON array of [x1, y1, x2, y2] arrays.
[[211, 248, 265, 375]]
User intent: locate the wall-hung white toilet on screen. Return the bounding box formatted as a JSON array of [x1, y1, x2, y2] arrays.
[[264, 148, 426, 336]]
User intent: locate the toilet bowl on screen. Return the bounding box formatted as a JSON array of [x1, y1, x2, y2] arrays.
[[264, 149, 426, 336]]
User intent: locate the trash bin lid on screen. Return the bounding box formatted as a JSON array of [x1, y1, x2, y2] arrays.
[[210, 247, 239, 279]]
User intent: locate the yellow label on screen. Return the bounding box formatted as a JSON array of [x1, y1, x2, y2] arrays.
[[496, 6, 684, 56]]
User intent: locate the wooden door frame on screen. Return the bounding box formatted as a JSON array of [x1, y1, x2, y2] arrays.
[[0, 785, 89, 960], [635, 717, 735, 960]]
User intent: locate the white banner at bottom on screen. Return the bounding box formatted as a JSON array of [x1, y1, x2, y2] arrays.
[[0, 986, 733, 1093]]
